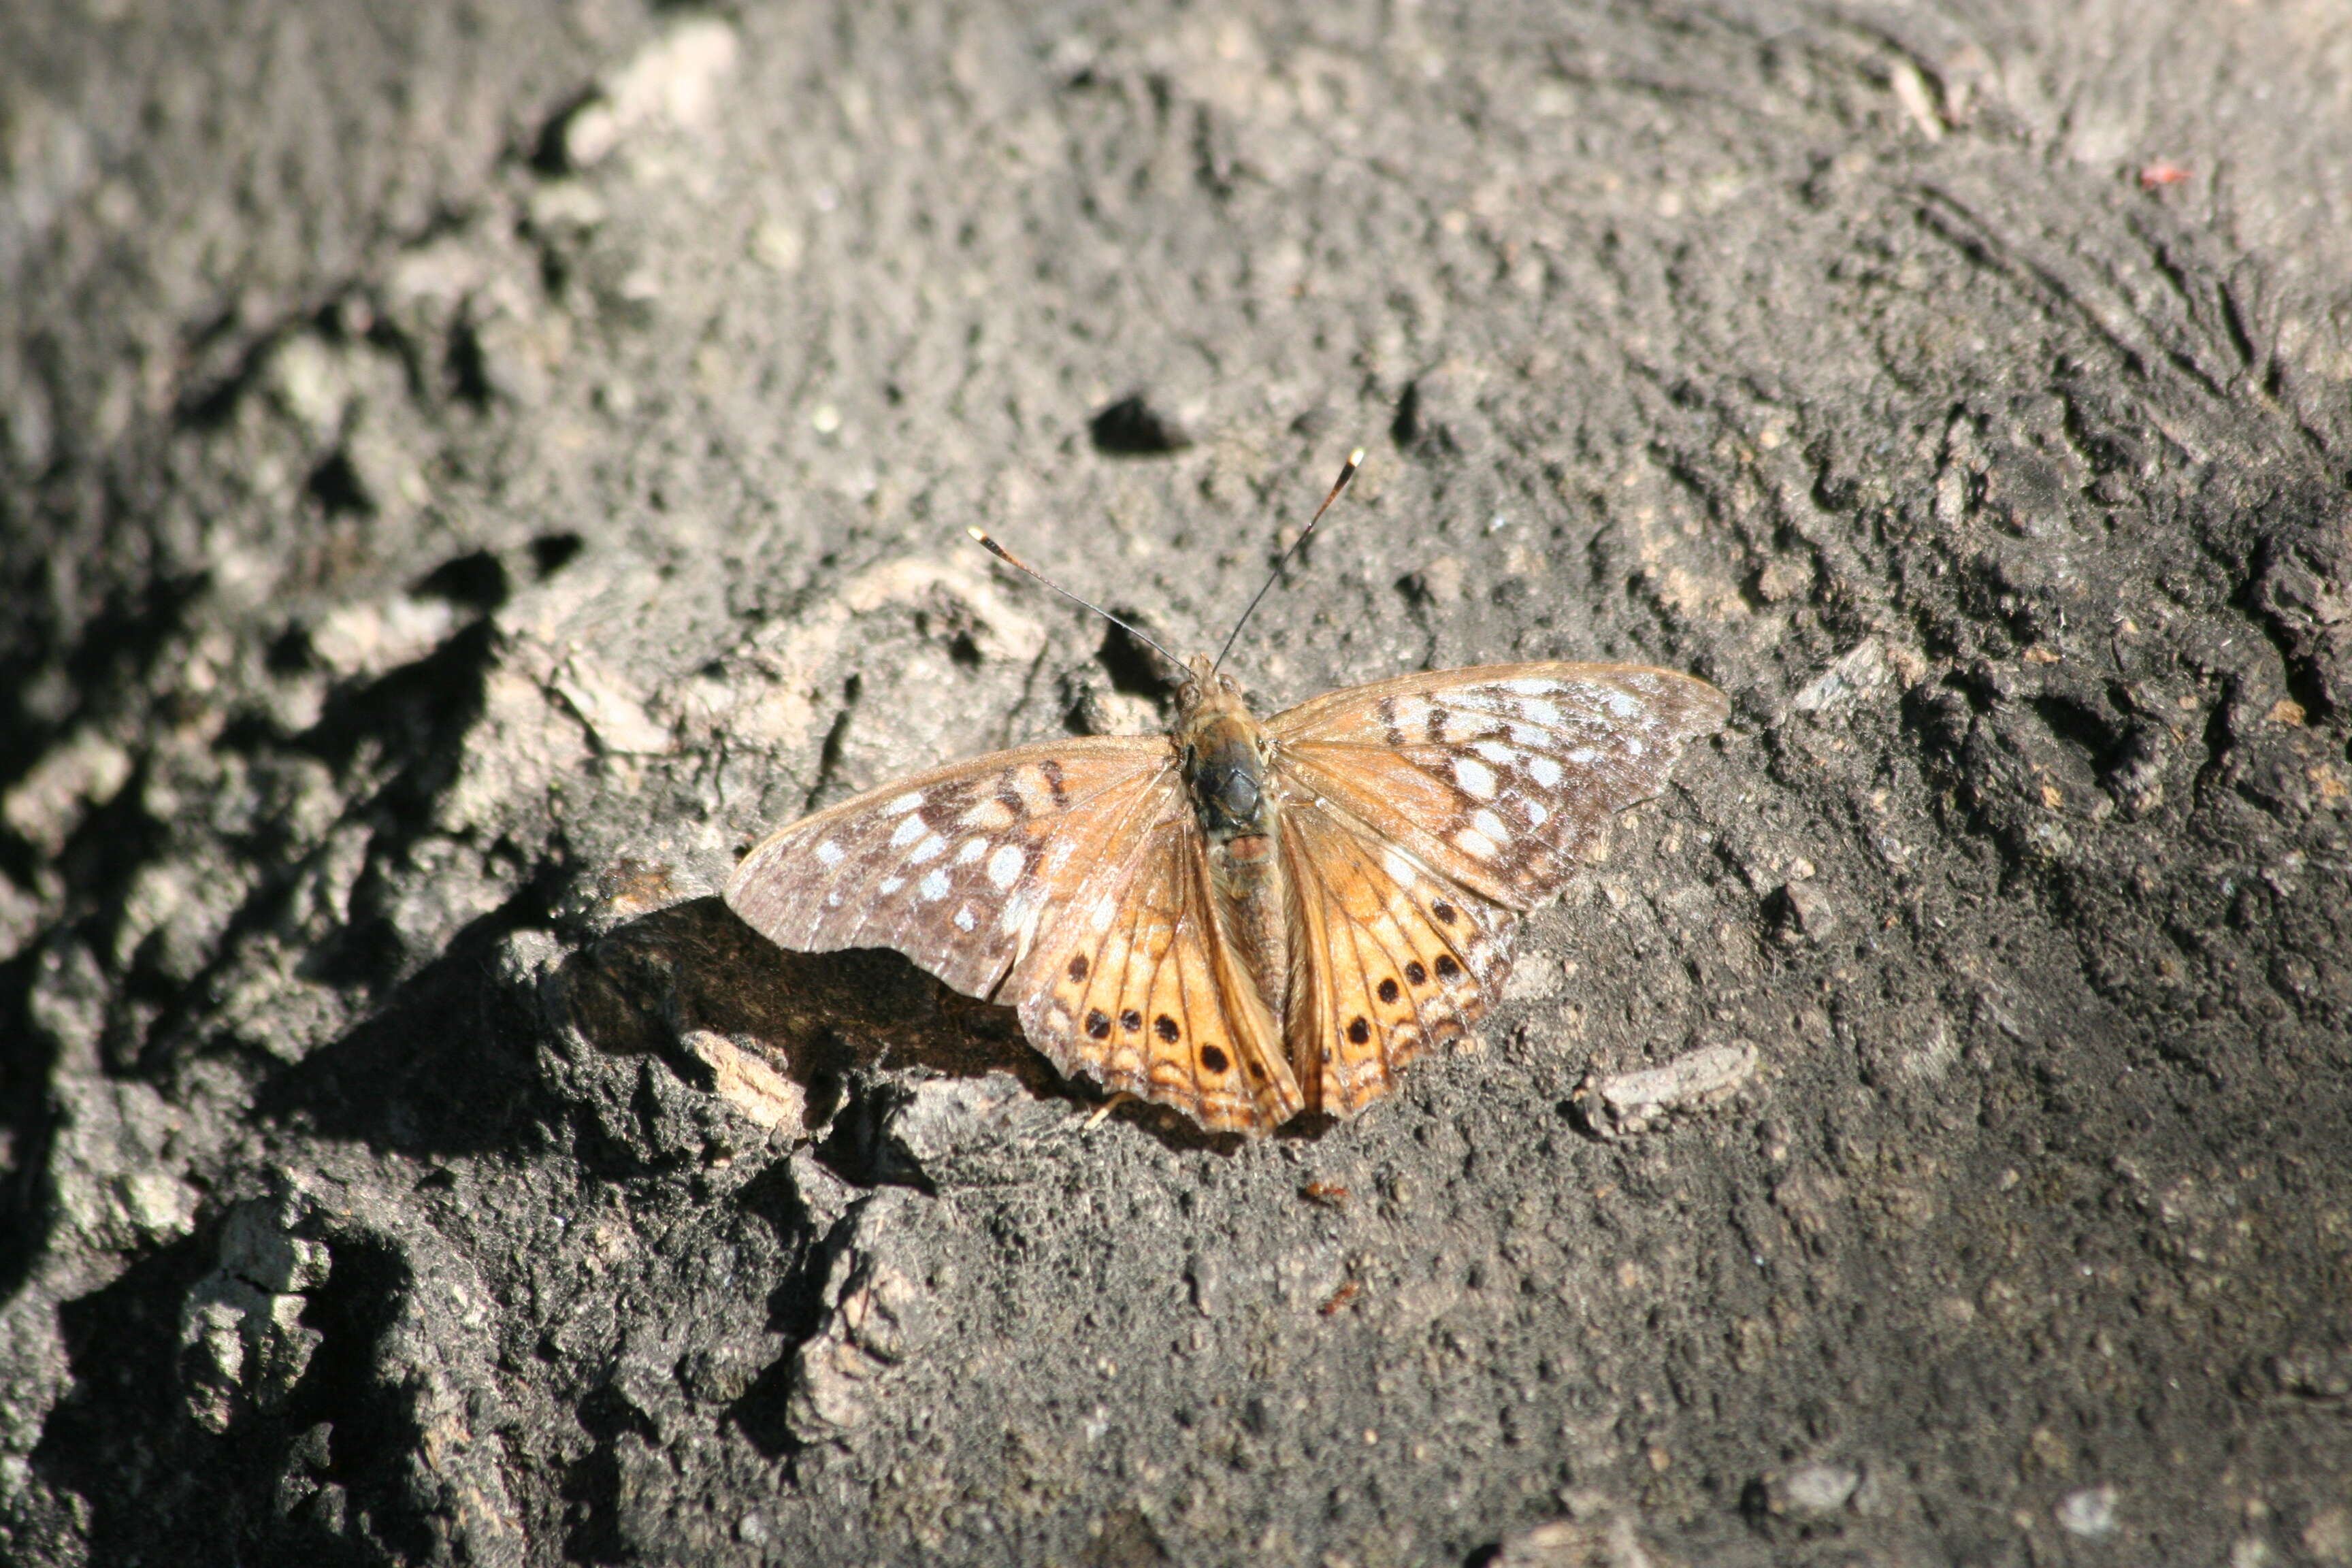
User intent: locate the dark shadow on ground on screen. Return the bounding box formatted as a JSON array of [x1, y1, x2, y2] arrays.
[[557, 897, 1251, 1159], [250, 882, 563, 1158], [29, 1214, 423, 1566]]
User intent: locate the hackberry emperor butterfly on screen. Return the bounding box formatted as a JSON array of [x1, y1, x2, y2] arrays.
[[727, 458, 1727, 1133]]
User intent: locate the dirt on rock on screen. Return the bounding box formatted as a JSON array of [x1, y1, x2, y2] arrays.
[[3, 3, 2350, 1565]]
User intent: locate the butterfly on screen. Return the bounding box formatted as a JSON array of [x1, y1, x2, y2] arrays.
[[726, 459, 1729, 1134]]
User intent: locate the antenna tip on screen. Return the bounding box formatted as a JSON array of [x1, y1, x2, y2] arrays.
[[966, 526, 989, 542], [1347, 447, 1365, 466]]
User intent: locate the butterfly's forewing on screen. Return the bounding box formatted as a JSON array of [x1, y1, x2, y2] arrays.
[[1013, 817, 1305, 1131], [725, 736, 1175, 999], [1269, 663, 1730, 911], [1277, 802, 1518, 1115]]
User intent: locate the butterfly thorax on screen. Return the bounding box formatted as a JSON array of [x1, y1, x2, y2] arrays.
[[1175, 655, 1292, 1018]]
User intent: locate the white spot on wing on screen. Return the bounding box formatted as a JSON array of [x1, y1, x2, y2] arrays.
[[1473, 808, 1509, 843], [878, 877, 904, 894], [1471, 740, 1515, 765], [1010, 769, 1055, 816], [956, 837, 987, 864], [961, 797, 1014, 829], [906, 832, 947, 864], [1383, 846, 1418, 886], [1518, 698, 1561, 725], [1565, 747, 1598, 766], [1529, 756, 1563, 787], [1607, 693, 1639, 717], [814, 840, 845, 866], [889, 815, 927, 848], [1503, 678, 1558, 695], [1453, 758, 1498, 799], [885, 791, 926, 815], [918, 868, 951, 900], [1524, 798, 1550, 826], [1456, 827, 1498, 860], [953, 905, 976, 932], [987, 844, 1025, 889]]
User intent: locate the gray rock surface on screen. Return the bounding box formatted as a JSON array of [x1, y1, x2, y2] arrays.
[[3, 1, 2350, 1564]]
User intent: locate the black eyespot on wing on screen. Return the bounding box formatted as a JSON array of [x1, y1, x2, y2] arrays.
[[1154, 1014, 1181, 1042], [1200, 1044, 1230, 1074], [1249, 1059, 1268, 1081], [1377, 977, 1401, 1004], [1120, 1009, 1143, 1032], [1403, 960, 1428, 987], [1432, 900, 1456, 925], [1346, 1017, 1371, 1045], [1068, 954, 1090, 982], [1085, 1009, 1111, 1039], [1433, 953, 1462, 981]]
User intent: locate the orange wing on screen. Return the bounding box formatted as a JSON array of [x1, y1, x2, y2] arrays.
[[725, 736, 1175, 999], [1277, 798, 1518, 1116], [1012, 815, 1304, 1132], [1269, 662, 1729, 911]]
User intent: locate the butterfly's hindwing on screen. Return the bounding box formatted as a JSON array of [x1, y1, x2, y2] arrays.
[[1015, 817, 1304, 1131], [725, 736, 1175, 998], [1280, 804, 1518, 1114], [1271, 663, 1729, 909]]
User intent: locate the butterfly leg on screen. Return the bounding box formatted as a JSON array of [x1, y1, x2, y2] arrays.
[[1081, 1092, 1141, 1129]]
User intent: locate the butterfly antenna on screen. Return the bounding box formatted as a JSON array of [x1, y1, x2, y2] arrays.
[[966, 527, 1187, 670], [1211, 447, 1364, 675]]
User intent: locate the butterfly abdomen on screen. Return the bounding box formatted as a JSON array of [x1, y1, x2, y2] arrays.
[[1207, 828, 1290, 1021]]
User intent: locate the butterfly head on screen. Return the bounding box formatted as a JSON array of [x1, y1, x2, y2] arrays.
[[1173, 652, 1258, 738], [1175, 651, 1238, 708]]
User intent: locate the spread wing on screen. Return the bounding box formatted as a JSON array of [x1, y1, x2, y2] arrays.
[[1278, 798, 1518, 1116], [1269, 661, 1727, 1116], [1269, 662, 1730, 911], [725, 736, 1175, 999], [1012, 815, 1305, 1132]]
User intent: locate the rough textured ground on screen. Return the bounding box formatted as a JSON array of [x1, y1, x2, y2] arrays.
[[4, 2, 2350, 1564]]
